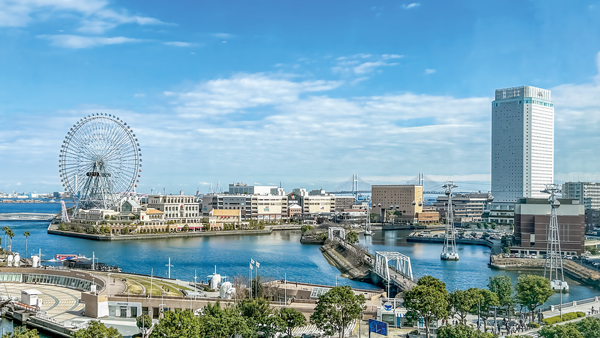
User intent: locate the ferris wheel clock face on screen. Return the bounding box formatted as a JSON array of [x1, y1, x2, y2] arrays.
[[59, 113, 142, 210]]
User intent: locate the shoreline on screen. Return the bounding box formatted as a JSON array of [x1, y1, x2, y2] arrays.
[[47, 225, 301, 241]]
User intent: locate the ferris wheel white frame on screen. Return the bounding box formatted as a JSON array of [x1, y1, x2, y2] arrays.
[[58, 113, 142, 211]]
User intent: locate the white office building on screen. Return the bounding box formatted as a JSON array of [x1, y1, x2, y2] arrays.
[[491, 86, 554, 203], [563, 182, 600, 210]]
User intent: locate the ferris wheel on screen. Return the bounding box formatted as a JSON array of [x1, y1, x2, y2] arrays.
[[59, 113, 142, 211]]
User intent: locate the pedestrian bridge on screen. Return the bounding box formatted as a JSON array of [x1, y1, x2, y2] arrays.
[[373, 251, 417, 291], [0, 213, 56, 221]]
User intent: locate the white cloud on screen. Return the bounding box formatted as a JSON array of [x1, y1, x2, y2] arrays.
[[0, 0, 166, 33], [164, 73, 342, 116], [402, 3, 420, 9], [134, 93, 145, 98], [210, 33, 235, 39], [354, 61, 399, 74], [163, 41, 194, 47], [425, 68, 436, 74], [38, 34, 143, 48]]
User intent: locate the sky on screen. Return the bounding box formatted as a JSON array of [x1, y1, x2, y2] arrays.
[[0, 0, 599, 194]]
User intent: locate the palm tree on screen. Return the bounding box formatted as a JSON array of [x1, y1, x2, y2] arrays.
[[6, 229, 15, 253], [2, 226, 9, 251], [23, 231, 30, 257]]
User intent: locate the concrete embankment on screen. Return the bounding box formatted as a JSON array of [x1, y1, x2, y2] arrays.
[[490, 256, 600, 289], [406, 235, 495, 248], [48, 225, 300, 241], [319, 241, 371, 281], [5, 307, 75, 337]]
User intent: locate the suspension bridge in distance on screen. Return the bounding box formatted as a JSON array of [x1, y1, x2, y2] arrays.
[[0, 213, 56, 221], [326, 173, 489, 196]]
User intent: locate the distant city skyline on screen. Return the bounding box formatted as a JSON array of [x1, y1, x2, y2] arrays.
[[1, 0, 599, 193]]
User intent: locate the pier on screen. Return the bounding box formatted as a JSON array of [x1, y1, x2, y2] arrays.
[[0, 213, 56, 221]]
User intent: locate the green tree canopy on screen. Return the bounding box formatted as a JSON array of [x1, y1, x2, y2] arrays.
[[576, 317, 600, 338], [237, 298, 284, 338], [150, 309, 202, 338], [471, 289, 500, 331], [279, 307, 307, 337], [448, 288, 482, 325], [199, 303, 254, 338], [403, 276, 448, 338], [1, 327, 39, 338], [310, 286, 365, 338], [345, 231, 359, 245], [515, 275, 554, 322], [488, 275, 514, 310], [539, 323, 583, 338], [73, 321, 123, 338], [136, 313, 152, 330], [436, 324, 496, 338]]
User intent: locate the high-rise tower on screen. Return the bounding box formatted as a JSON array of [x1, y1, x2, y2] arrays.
[[491, 86, 554, 203]]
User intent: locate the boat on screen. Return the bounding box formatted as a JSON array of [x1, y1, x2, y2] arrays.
[[551, 279, 569, 292], [441, 252, 459, 261]]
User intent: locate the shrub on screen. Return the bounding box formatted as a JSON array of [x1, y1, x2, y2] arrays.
[[543, 312, 580, 325], [528, 322, 540, 328]]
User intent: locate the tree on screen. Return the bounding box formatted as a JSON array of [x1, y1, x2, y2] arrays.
[[6, 228, 14, 252], [472, 289, 500, 331], [237, 298, 285, 337], [73, 320, 123, 338], [136, 313, 152, 337], [538, 323, 583, 338], [150, 309, 202, 338], [199, 302, 254, 338], [2, 226, 9, 250], [279, 307, 307, 337], [436, 324, 496, 338], [488, 275, 514, 317], [345, 231, 358, 245], [577, 317, 600, 338], [301, 225, 313, 234], [448, 288, 482, 325], [23, 231, 30, 257], [1, 327, 39, 338], [310, 286, 365, 338], [403, 276, 448, 338], [515, 275, 553, 322]]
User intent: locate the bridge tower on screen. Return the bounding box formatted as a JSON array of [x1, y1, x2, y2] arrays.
[[441, 181, 459, 261], [352, 174, 359, 202], [543, 184, 568, 292], [418, 172, 424, 186]]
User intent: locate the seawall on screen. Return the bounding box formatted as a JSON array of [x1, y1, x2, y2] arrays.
[[406, 235, 494, 248], [319, 241, 371, 281], [490, 256, 600, 289], [48, 226, 300, 241]]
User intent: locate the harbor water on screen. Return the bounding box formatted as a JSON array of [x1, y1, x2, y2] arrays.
[[1, 203, 598, 308]]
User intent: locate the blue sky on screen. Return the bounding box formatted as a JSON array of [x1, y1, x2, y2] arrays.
[[0, 0, 599, 194]]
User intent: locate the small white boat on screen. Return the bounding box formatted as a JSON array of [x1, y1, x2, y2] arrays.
[[441, 252, 459, 261], [551, 280, 569, 292]]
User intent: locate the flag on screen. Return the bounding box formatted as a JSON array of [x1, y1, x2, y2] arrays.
[[256, 262, 260, 268], [250, 263, 253, 270], [251, 259, 255, 265]]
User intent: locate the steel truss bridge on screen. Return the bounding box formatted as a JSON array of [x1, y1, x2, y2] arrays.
[[373, 251, 417, 291]]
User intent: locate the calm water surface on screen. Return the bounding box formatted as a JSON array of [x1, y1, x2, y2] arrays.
[[1, 203, 598, 308]]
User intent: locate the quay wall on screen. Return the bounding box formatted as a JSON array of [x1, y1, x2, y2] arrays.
[[406, 235, 494, 248], [490, 256, 600, 289], [47, 226, 304, 241]]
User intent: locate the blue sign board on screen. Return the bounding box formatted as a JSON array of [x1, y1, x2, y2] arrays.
[[368, 319, 388, 336]]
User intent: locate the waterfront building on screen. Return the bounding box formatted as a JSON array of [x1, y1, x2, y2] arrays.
[[147, 194, 202, 225], [562, 182, 600, 211], [585, 209, 600, 233], [303, 193, 335, 214], [513, 198, 585, 255], [434, 193, 493, 224], [205, 209, 241, 230], [334, 196, 356, 212], [491, 86, 554, 204], [201, 193, 288, 220], [228, 183, 277, 195], [371, 185, 425, 223], [488, 203, 515, 225]]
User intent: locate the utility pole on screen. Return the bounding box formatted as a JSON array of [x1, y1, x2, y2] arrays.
[[150, 268, 153, 299], [166, 258, 173, 279]]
